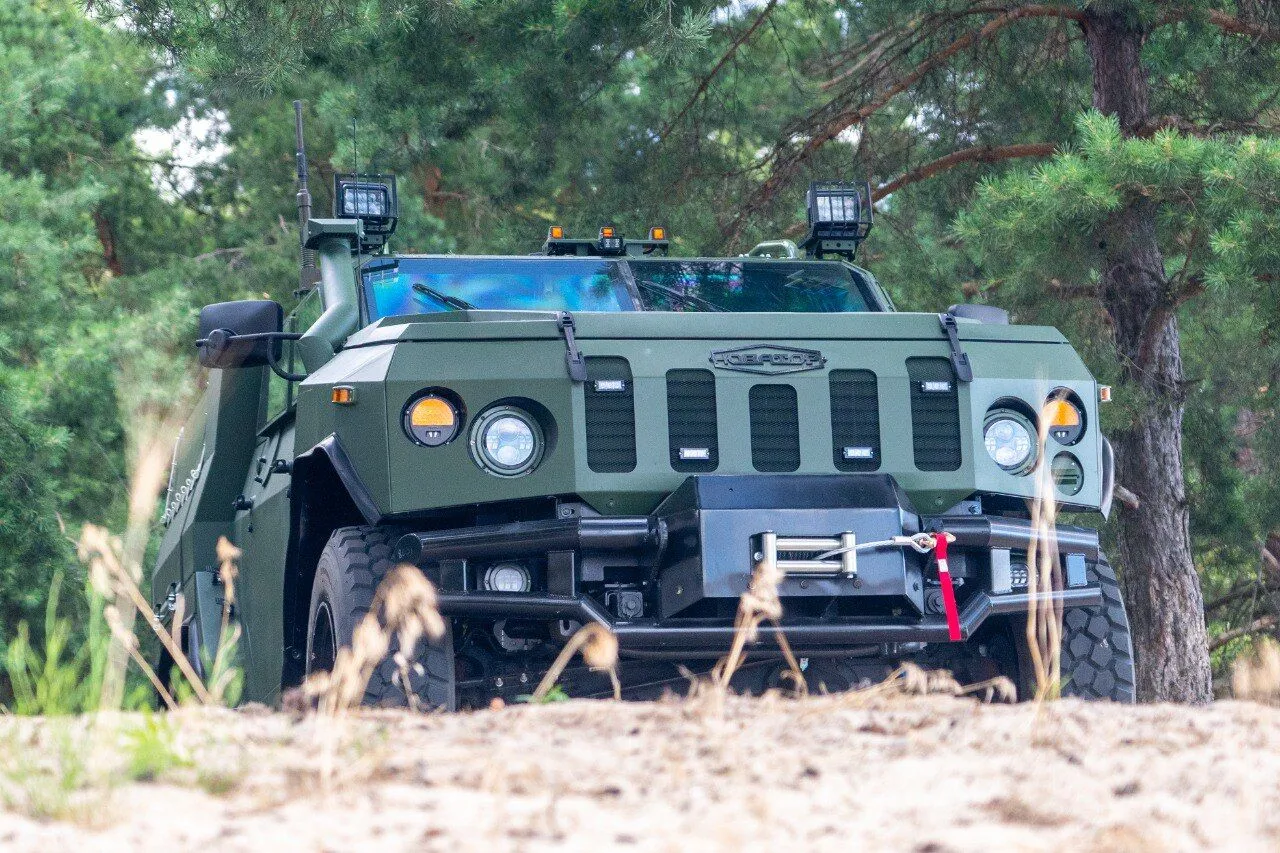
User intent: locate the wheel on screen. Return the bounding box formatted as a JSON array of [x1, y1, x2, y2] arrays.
[[1058, 552, 1135, 702], [1011, 552, 1136, 702], [306, 525, 457, 709]]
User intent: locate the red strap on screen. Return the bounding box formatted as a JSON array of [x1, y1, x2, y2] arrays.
[[934, 533, 961, 641]]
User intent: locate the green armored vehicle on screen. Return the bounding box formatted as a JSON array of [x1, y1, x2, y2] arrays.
[[151, 109, 1134, 708]]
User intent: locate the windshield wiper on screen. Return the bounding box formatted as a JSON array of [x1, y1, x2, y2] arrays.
[[634, 279, 725, 312], [412, 282, 476, 311]]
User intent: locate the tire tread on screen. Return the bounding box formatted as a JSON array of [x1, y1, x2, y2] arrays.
[[308, 525, 456, 710], [1060, 554, 1135, 702]]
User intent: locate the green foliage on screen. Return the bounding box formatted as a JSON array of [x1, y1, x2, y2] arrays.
[[3, 573, 107, 715], [519, 684, 570, 704], [957, 112, 1280, 306], [0, 385, 72, 650], [124, 712, 190, 782]]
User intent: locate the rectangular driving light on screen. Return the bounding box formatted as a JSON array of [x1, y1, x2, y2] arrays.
[[920, 380, 953, 393], [678, 447, 711, 461], [593, 379, 627, 392], [333, 173, 399, 251], [800, 181, 874, 260], [340, 184, 389, 217], [842, 446, 874, 460]]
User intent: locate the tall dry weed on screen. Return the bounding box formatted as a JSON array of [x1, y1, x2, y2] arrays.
[[531, 623, 621, 702], [676, 547, 808, 719], [1025, 392, 1067, 701]]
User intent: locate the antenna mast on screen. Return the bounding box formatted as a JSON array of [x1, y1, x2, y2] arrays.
[[294, 100, 319, 292]]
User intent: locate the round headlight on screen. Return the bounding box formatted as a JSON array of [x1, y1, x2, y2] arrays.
[[471, 407, 544, 476], [984, 411, 1036, 474], [483, 562, 532, 593]]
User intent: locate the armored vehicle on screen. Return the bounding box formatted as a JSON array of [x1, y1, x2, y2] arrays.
[[150, 108, 1134, 708]]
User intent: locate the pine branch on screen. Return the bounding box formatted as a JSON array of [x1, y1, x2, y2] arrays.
[[1209, 615, 1278, 652], [1135, 114, 1280, 137], [658, 0, 778, 140], [872, 142, 1056, 200], [724, 4, 1083, 244], [1203, 9, 1280, 42], [1206, 582, 1280, 618]]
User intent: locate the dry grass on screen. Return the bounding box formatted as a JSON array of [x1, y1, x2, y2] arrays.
[[531, 623, 620, 703], [1023, 390, 1069, 702], [302, 563, 447, 716], [1232, 638, 1280, 703]]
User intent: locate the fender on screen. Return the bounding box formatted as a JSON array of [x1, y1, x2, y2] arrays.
[[280, 434, 379, 686], [1100, 437, 1116, 520], [294, 434, 382, 526]]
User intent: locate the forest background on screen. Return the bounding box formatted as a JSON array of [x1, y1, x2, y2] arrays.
[[2, 0, 1279, 701]]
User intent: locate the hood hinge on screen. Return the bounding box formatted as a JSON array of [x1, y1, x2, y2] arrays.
[[940, 313, 974, 383], [556, 311, 588, 382]]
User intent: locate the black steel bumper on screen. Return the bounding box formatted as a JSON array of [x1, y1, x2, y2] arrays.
[[394, 474, 1104, 655], [427, 585, 1101, 655]]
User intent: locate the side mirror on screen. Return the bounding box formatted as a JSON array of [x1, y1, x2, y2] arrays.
[[198, 300, 284, 369]]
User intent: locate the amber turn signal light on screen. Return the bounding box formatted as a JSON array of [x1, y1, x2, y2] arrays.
[[404, 393, 462, 447]]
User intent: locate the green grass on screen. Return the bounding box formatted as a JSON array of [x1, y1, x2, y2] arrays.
[[124, 712, 190, 783]]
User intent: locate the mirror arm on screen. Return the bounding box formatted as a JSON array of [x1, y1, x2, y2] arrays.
[[195, 330, 305, 380], [266, 341, 308, 382]]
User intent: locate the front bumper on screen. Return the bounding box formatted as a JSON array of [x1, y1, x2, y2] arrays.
[[395, 474, 1103, 655]]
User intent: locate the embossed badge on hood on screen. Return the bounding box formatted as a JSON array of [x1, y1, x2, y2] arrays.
[[709, 344, 826, 375]]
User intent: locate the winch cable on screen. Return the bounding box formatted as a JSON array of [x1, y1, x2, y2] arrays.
[[811, 531, 962, 641], [810, 532, 937, 561]]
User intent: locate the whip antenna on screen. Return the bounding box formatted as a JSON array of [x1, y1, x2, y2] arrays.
[[294, 100, 319, 291]]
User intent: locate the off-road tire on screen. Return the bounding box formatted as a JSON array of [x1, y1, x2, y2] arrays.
[[1057, 553, 1135, 702], [306, 525, 457, 709]]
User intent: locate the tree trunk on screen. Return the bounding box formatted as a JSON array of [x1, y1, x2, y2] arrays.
[[1082, 6, 1213, 702]]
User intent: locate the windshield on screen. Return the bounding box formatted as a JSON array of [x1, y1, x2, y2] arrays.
[[361, 257, 876, 321], [363, 258, 635, 321], [629, 260, 872, 313]]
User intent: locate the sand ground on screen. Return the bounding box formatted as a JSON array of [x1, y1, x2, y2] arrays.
[[1, 693, 1277, 852]]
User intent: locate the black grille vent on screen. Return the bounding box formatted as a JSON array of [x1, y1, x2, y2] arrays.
[[830, 370, 880, 472], [585, 357, 636, 473], [666, 369, 718, 472], [907, 357, 962, 471], [749, 384, 801, 472]]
